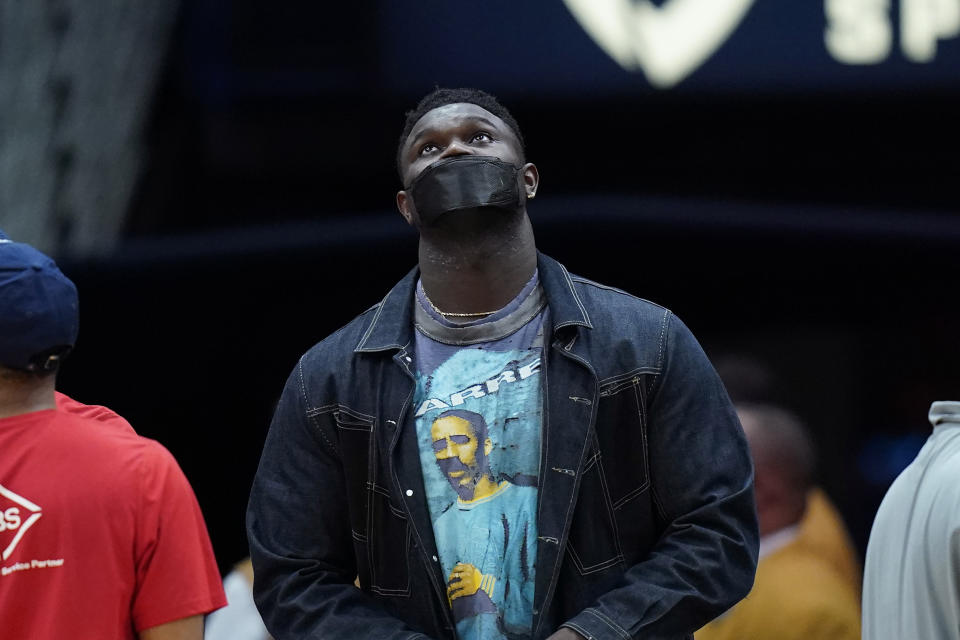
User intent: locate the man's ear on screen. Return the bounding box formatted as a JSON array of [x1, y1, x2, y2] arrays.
[[484, 437, 493, 457], [396, 190, 415, 226], [522, 163, 539, 199]]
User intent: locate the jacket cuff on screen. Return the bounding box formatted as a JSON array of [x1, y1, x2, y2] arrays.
[[562, 608, 633, 640]]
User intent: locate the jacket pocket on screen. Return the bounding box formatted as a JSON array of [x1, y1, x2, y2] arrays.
[[566, 437, 624, 575], [596, 376, 651, 509], [326, 406, 376, 538], [366, 483, 412, 596], [323, 406, 412, 595], [566, 376, 657, 574]]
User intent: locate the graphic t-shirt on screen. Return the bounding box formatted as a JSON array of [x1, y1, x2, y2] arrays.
[[413, 273, 546, 640], [0, 393, 226, 639]]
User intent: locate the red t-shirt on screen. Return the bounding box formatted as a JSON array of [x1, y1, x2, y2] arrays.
[[0, 393, 226, 638]]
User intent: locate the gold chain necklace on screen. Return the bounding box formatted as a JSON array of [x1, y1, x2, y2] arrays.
[[422, 289, 497, 318]]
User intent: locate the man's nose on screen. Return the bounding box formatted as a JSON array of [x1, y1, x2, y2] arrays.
[[438, 139, 473, 159]]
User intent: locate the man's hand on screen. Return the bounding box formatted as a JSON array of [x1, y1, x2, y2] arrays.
[[446, 562, 485, 604], [546, 628, 587, 640]]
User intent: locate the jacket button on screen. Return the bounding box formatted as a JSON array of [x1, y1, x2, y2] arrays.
[[406, 489, 414, 497], [432, 555, 438, 562]]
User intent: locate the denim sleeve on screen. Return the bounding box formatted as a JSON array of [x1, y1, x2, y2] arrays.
[[561, 313, 759, 640], [246, 358, 433, 640]]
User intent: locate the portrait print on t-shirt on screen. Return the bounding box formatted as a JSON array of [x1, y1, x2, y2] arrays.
[[414, 347, 541, 640]]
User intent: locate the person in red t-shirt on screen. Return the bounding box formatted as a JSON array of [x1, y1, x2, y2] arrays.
[[0, 230, 226, 639]]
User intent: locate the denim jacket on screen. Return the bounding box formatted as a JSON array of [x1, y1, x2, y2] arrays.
[[247, 253, 758, 640]]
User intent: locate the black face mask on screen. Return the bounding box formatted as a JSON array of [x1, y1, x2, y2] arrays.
[[407, 155, 524, 226]]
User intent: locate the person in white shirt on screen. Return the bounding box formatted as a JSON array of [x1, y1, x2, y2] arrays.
[[862, 401, 960, 640]]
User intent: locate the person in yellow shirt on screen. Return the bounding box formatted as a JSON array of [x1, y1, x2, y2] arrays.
[[799, 486, 861, 597], [697, 404, 860, 640]]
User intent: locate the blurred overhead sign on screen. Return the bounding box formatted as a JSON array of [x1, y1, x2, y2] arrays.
[[826, 0, 960, 64], [374, 0, 960, 94], [561, 0, 757, 88], [190, 0, 960, 99], [562, 0, 960, 88]]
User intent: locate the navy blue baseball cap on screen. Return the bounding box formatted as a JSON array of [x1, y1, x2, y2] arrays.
[[0, 229, 78, 371]]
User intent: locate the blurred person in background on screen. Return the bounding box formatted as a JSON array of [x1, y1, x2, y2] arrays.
[[0, 230, 226, 639], [247, 87, 758, 640], [697, 403, 861, 640], [862, 401, 960, 639], [713, 353, 862, 594], [205, 557, 271, 640]]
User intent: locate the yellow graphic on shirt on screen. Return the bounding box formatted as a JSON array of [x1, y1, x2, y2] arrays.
[[447, 561, 496, 607]]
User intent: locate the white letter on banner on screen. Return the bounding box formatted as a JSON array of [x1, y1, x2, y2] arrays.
[[825, 0, 893, 64], [902, 0, 960, 62]]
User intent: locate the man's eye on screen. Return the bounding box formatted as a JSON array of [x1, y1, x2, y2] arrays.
[[471, 132, 492, 143], [433, 439, 447, 452], [449, 435, 471, 444], [418, 143, 439, 156]]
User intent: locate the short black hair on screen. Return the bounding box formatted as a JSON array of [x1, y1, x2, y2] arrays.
[[396, 87, 526, 180]]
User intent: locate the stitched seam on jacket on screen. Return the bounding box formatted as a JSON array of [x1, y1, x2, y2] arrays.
[[612, 484, 647, 510], [598, 368, 659, 391], [567, 543, 624, 575], [564, 621, 595, 640], [585, 608, 632, 640], [596, 454, 626, 565], [297, 356, 309, 408], [561, 265, 592, 326], [355, 301, 385, 350], [656, 309, 670, 371], [307, 414, 340, 456], [569, 274, 669, 312]]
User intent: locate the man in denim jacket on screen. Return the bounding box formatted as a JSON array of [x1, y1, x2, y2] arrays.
[[247, 88, 758, 640]]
